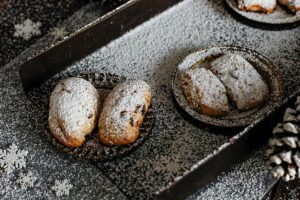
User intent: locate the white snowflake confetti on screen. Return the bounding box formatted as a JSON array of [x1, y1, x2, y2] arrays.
[[50, 27, 68, 41], [153, 154, 190, 183], [0, 143, 28, 174], [16, 171, 37, 189], [51, 179, 73, 197], [14, 19, 41, 40]]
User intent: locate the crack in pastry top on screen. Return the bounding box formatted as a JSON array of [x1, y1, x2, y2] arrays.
[[181, 68, 229, 114], [49, 77, 99, 142], [210, 53, 269, 110], [99, 80, 151, 136]]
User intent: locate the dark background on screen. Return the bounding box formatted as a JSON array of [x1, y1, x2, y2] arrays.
[[0, 0, 128, 68]]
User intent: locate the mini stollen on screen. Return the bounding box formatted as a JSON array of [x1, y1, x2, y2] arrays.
[[27, 72, 155, 161], [267, 96, 300, 181]]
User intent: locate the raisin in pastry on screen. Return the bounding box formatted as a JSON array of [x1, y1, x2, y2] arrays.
[[210, 53, 269, 111], [98, 80, 152, 145], [49, 78, 100, 147], [180, 67, 230, 116]]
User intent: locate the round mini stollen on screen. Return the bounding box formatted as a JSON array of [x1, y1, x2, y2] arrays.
[[225, 0, 300, 29], [27, 72, 155, 161], [172, 46, 283, 128]]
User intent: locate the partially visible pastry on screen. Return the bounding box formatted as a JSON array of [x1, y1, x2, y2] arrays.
[[99, 80, 152, 145], [180, 68, 230, 116], [237, 0, 276, 13], [49, 78, 100, 147], [278, 0, 300, 12], [210, 53, 269, 111]]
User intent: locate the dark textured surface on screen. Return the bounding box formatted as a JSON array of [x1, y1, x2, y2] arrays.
[[0, 0, 299, 199], [0, 0, 87, 68], [0, 3, 127, 199], [27, 72, 155, 161], [54, 0, 298, 198]]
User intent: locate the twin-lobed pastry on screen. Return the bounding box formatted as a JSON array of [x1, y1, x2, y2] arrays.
[[180, 53, 269, 117], [49, 78, 152, 148]]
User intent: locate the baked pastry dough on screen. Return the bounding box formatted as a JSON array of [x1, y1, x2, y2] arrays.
[[210, 53, 269, 111], [237, 0, 276, 13], [180, 68, 230, 116], [278, 0, 300, 12], [99, 80, 151, 145], [49, 78, 100, 147]]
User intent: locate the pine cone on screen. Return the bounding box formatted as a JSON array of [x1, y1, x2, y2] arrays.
[[267, 97, 300, 181]]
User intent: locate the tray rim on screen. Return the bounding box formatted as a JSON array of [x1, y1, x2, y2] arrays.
[[156, 89, 300, 199], [19, 0, 184, 92]]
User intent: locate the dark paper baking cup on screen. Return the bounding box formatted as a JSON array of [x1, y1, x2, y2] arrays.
[[28, 72, 155, 161]]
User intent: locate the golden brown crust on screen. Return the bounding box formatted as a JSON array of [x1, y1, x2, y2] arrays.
[[278, 0, 300, 12], [239, 4, 275, 13], [49, 78, 100, 148], [180, 68, 230, 117], [200, 103, 229, 117], [99, 81, 152, 146]]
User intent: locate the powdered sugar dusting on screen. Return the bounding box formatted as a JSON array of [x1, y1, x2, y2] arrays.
[[238, 0, 276, 10], [49, 77, 99, 144], [211, 53, 269, 110], [99, 80, 151, 138], [1, 0, 300, 199], [172, 46, 282, 127], [181, 68, 229, 115]]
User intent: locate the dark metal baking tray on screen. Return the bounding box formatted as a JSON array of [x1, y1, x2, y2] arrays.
[[20, 0, 183, 91], [18, 0, 296, 199], [156, 90, 300, 199]]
